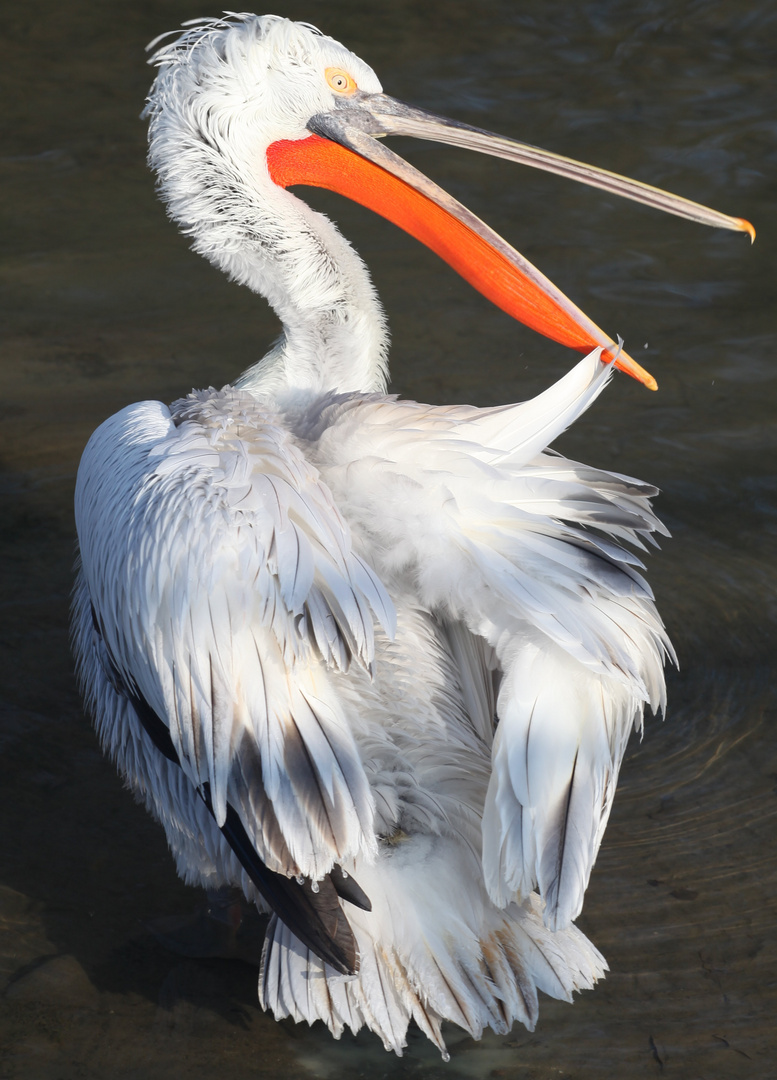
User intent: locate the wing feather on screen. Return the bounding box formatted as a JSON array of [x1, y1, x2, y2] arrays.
[[298, 350, 672, 929], [75, 387, 393, 883]]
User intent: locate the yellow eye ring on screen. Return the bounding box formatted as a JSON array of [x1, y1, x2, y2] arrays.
[[325, 67, 357, 95]]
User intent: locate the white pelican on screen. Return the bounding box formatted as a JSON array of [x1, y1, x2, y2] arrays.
[[71, 14, 753, 1058]]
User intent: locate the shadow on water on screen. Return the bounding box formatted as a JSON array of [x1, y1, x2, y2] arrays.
[[1, 0, 775, 1077]]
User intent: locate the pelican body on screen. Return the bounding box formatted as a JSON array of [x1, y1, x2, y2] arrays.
[[72, 15, 751, 1058]]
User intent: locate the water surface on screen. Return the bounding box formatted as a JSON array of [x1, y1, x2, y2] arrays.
[[1, 1, 775, 1077]]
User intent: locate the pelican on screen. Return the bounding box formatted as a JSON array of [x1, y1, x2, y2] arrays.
[[71, 14, 753, 1058]]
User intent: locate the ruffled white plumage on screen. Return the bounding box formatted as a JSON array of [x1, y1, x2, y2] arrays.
[[294, 349, 672, 930], [258, 692, 607, 1058], [74, 346, 668, 1052], [71, 12, 678, 1059], [75, 388, 393, 881]]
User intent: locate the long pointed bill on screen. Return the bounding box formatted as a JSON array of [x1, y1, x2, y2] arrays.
[[266, 94, 754, 391], [328, 95, 755, 240]]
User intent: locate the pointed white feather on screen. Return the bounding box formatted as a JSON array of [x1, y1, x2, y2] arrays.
[[295, 349, 671, 928], [75, 389, 393, 876], [73, 13, 675, 1059]]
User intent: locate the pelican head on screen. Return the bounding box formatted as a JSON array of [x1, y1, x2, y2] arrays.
[[146, 14, 753, 393]]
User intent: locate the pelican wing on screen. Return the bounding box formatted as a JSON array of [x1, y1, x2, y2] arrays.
[[303, 351, 672, 929], [75, 386, 393, 883]]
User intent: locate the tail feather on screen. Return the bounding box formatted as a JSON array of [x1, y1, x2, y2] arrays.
[[259, 839, 606, 1058]]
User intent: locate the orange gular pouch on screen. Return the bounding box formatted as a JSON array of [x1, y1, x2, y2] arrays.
[[266, 134, 657, 389]]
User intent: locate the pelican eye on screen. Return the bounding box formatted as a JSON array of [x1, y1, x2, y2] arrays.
[[325, 67, 357, 94]]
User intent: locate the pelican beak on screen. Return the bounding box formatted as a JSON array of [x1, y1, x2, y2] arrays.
[[266, 93, 755, 391]]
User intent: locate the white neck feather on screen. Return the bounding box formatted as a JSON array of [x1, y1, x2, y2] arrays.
[[148, 106, 389, 401], [220, 184, 390, 400]]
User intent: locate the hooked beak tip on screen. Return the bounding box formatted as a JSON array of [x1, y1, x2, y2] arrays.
[[605, 348, 658, 391], [738, 218, 756, 243]]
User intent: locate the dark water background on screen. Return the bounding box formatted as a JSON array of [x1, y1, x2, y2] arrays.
[[1, 1, 775, 1077]]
